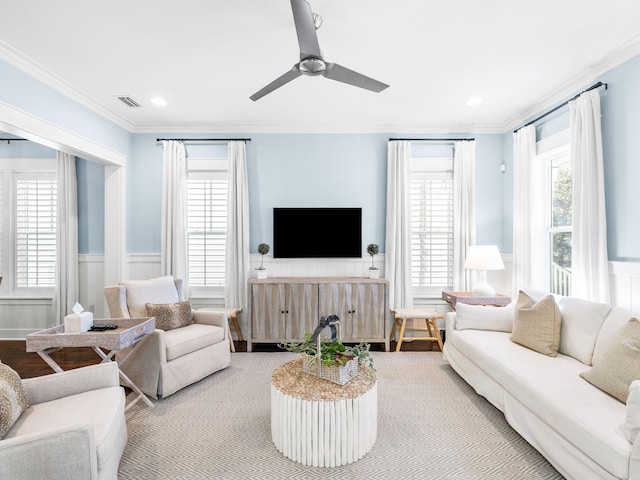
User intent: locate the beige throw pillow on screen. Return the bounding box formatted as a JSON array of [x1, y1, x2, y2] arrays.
[[580, 318, 640, 403], [510, 290, 561, 356], [0, 363, 29, 439], [146, 300, 194, 331]]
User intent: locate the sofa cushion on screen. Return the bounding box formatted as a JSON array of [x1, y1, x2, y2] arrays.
[[146, 300, 193, 331], [580, 318, 640, 403], [120, 276, 180, 318], [557, 296, 611, 365], [0, 363, 28, 439], [165, 323, 225, 361], [593, 306, 637, 366], [625, 381, 640, 443], [510, 291, 561, 356], [455, 302, 514, 332]]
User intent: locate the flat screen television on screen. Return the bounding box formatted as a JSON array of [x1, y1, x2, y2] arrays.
[[273, 207, 362, 258]]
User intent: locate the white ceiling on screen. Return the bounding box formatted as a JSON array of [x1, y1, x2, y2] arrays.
[[1, 0, 640, 134]]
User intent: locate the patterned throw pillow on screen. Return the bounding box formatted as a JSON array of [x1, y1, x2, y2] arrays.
[[580, 318, 640, 403], [145, 300, 194, 331], [0, 363, 29, 439], [510, 290, 561, 356]]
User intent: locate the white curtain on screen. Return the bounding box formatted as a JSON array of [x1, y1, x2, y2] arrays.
[[161, 140, 189, 286], [512, 125, 547, 294], [225, 141, 250, 311], [384, 140, 413, 309], [55, 152, 78, 324], [452, 140, 476, 290], [570, 90, 610, 302]]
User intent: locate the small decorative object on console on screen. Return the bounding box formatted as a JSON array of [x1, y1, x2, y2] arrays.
[[367, 243, 380, 278], [256, 243, 270, 279], [279, 315, 374, 385]]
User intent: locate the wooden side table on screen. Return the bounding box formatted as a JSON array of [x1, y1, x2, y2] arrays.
[[26, 317, 156, 410], [442, 291, 511, 310], [389, 308, 445, 352]]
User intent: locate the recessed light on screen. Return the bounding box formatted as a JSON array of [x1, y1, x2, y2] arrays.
[[151, 97, 167, 107], [466, 97, 483, 107]]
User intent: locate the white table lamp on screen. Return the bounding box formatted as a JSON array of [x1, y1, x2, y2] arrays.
[[464, 245, 505, 297]]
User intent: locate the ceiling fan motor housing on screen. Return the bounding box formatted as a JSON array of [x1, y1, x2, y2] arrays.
[[299, 57, 326, 75]]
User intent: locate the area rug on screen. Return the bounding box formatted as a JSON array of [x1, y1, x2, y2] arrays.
[[119, 352, 564, 479]]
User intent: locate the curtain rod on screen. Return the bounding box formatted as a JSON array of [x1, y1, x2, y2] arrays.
[[156, 138, 251, 143], [0, 138, 28, 142], [514, 81, 607, 133], [388, 137, 475, 142]]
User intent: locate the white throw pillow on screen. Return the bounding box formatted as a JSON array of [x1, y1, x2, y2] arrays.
[[557, 296, 612, 365], [455, 302, 514, 332], [119, 276, 180, 318], [626, 381, 640, 442]]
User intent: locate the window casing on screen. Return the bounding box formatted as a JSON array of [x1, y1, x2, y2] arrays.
[[186, 158, 228, 295], [410, 157, 454, 295]]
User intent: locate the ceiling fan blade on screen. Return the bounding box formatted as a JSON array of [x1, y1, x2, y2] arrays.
[[290, 0, 322, 59], [250, 66, 302, 101], [323, 63, 389, 93]]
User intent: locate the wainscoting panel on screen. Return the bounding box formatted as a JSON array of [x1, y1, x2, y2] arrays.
[[0, 298, 54, 339]]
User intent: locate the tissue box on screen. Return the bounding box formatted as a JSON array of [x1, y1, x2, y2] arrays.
[[64, 312, 94, 333]]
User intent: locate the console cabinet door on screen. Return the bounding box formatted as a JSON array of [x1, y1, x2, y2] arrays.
[[251, 283, 286, 340], [318, 282, 385, 342], [350, 282, 385, 341], [285, 283, 319, 341], [318, 283, 354, 338]]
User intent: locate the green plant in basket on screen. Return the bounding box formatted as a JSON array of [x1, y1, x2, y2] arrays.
[[279, 333, 375, 371]]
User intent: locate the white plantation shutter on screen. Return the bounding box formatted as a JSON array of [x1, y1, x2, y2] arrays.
[[0, 172, 3, 276], [410, 159, 454, 289], [15, 176, 57, 287], [187, 170, 228, 287]]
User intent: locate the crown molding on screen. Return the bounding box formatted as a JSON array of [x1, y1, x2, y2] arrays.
[[0, 40, 135, 132], [502, 33, 640, 132], [2, 34, 639, 137]]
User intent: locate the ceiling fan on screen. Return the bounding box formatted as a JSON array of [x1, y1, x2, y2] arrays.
[[250, 0, 390, 101]]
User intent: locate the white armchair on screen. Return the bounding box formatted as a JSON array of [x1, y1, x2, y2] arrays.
[[0, 362, 126, 480], [104, 275, 231, 399]]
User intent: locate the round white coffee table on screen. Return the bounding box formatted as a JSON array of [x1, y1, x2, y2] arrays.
[[271, 358, 377, 467]]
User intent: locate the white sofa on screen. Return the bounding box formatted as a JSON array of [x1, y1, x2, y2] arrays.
[[0, 362, 127, 480], [443, 289, 640, 480], [104, 275, 231, 399]]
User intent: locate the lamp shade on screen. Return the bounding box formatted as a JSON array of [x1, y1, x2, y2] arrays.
[[464, 245, 505, 271]]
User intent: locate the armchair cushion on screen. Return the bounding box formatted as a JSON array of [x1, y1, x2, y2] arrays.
[[119, 275, 180, 317], [146, 300, 193, 331], [0, 364, 28, 439], [165, 324, 225, 361]]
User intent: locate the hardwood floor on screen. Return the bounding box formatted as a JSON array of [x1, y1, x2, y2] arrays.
[[1, 339, 441, 379]]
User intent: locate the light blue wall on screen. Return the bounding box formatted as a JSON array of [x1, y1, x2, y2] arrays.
[[499, 54, 640, 260], [0, 59, 132, 157], [128, 133, 505, 254], [0, 139, 56, 158], [5, 53, 640, 262], [76, 158, 105, 254]]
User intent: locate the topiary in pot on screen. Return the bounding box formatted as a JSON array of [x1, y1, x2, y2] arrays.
[[367, 243, 379, 270], [257, 243, 270, 270]]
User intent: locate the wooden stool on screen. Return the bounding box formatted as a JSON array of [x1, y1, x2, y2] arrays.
[[200, 307, 243, 352], [390, 308, 444, 352]]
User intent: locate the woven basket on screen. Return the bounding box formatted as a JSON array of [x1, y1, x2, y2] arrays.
[[301, 353, 360, 385]]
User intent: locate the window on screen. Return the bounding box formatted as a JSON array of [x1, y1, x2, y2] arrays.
[[547, 147, 572, 295], [0, 159, 57, 293], [15, 176, 57, 287], [410, 158, 454, 293], [186, 159, 228, 289]]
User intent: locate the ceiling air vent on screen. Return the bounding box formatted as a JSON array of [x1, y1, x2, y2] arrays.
[[115, 96, 142, 108]]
